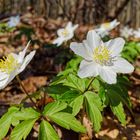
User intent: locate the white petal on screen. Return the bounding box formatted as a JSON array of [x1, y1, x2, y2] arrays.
[[53, 37, 64, 46], [64, 33, 73, 41], [0, 71, 16, 90], [105, 38, 125, 56], [66, 22, 72, 29], [112, 57, 134, 73], [78, 60, 99, 78], [72, 24, 79, 31], [57, 28, 64, 37], [99, 67, 117, 84], [70, 42, 93, 60], [86, 30, 102, 50], [0, 76, 9, 90], [17, 41, 31, 64], [111, 19, 120, 28], [18, 50, 36, 73]]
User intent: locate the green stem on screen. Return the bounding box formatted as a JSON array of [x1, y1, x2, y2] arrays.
[[85, 77, 95, 92], [79, 78, 95, 140]]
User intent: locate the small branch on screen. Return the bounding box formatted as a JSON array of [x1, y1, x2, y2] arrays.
[[16, 76, 39, 111]]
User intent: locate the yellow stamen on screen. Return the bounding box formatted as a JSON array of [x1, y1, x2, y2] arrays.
[[102, 23, 111, 29], [93, 46, 111, 65], [61, 29, 69, 37], [0, 54, 19, 74]]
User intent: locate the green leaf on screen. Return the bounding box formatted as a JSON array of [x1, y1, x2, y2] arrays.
[[99, 87, 109, 107], [107, 89, 126, 125], [85, 91, 103, 132], [0, 107, 19, 139], [116, 77, 132, 108], [85, 91, 103, 111], [57, 69, 74, 77], [64, 74, 86, 92], [91, 78, 100, 91], [65, 56, 82, 70], [69, 95, 84, 116], [58, 90, 80, 102], [38, 120, 60, 140], [46, 84, 70, 100], [48, 112, 86, 133], [43, 101, 67, 116], [10, 119, 36, 140], [50, 76, 66, 86], [13, 108, 40, 122], [47, 84, 70, 95]]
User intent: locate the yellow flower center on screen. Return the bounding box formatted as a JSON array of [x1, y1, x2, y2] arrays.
[[102, 23, 110, 29], [61, 29, 69, 37], [0, 54, 19, 74], [93, 46, 111, 65]]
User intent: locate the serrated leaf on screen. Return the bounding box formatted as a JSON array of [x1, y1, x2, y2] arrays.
[[91, 78, 100, 91], [48, 112, 86, 133], [58, 90, 79, 102], [99, 87, 109, 107], [85, 91, 103, 132], [47, 84, 71, 100], [38, 120, 60, 140], [50, 76, 66, 85], [65, 56, 82, 70], [116, 77, 132, 108], [47, 84, 70, 95], [43, 101, 67, 116], [107, 89, 126, 125], [64, 74, 86, 92], [57, 69, 74, 77], [10, 119, 36, 140], [85, 91, 103, 111], [13, 108, 40, 122], [69, 95, 84, 116], [0, 107, 19, 139]]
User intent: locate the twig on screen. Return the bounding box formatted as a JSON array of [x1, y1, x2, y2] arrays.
[[16, 75, 39, 110]]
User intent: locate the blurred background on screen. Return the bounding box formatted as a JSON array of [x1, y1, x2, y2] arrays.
[[0, 0, 139, 28]]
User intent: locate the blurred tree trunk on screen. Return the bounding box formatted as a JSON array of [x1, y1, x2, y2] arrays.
[[0, 0, 139, 28]]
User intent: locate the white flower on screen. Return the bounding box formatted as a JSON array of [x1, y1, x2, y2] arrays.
[[53, 22, 78, 46], [120, 26, 134, 38], [0, 41, 36, 89], [95, 19, 120, 38], [133, 28, 140, 38], [70, 30, 134, 84], [8, 15, 20, 28]]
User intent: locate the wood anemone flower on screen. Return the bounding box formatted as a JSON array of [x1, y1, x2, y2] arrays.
[[95, 19, 120, 38], [70, 30, 134, 84], [53, 22, 78, 46], [0, 41, 36, 89]]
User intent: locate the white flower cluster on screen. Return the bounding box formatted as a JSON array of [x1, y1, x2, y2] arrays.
[[95, 19, 120, 38], [120, 26, 140, 39], [0, 19, 135, 90], [53, 19, 120, 47]]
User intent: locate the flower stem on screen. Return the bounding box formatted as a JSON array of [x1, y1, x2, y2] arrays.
[[85, 77, 95, 92], [16, 75, 38, 110], [79, 78, 95, 140]]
